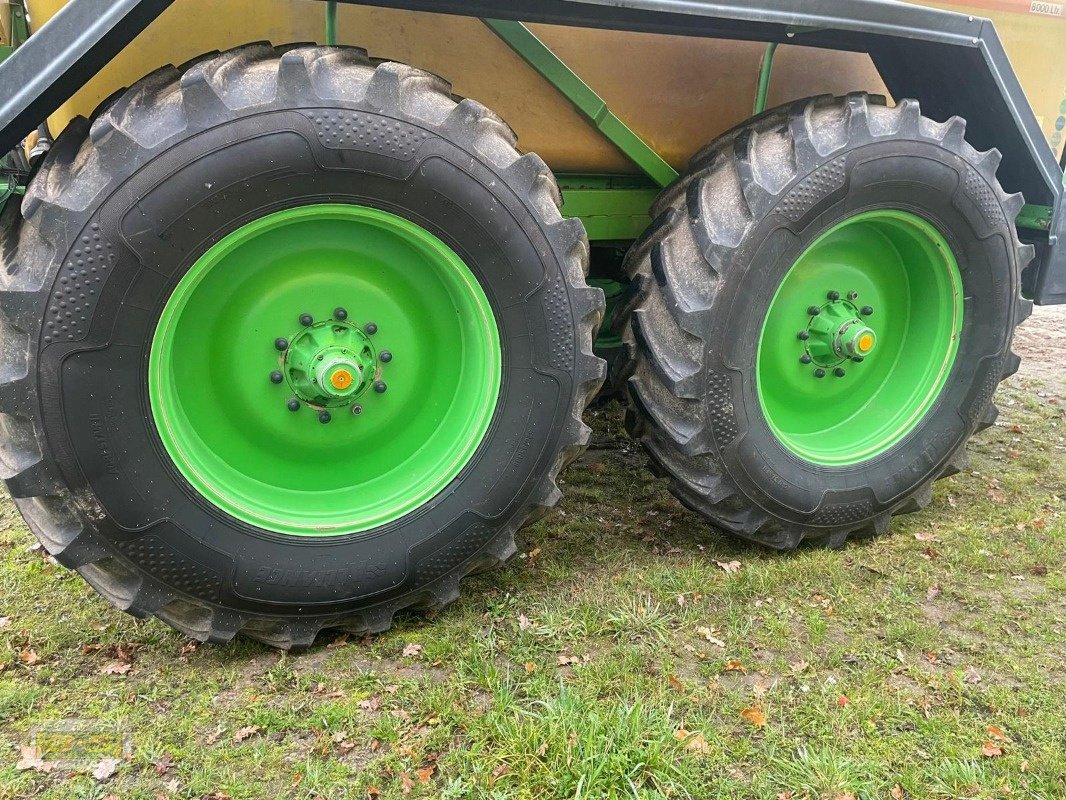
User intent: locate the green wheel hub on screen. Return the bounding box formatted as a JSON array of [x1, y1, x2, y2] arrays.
[[756, 210, 963, 465], [149, 204, 502, 536]]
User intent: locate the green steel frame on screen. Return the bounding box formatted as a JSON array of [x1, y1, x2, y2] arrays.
[[477, 19, 1056, 241]]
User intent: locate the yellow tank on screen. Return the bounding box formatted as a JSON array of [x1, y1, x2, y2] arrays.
[[23, 0, 1066, 170]]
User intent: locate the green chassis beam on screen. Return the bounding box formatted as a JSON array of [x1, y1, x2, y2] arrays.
[[483, 18, 678, 189], [0, 2, 29, 65], [557, 174, 659, 241]]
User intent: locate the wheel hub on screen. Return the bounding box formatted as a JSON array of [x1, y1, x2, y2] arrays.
[[800, 292, 877, 374], [277, 310, 385, 413]]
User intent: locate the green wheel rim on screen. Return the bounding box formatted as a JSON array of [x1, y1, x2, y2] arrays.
[[756, 210, 963, 466], [149, 204, 502, 536]]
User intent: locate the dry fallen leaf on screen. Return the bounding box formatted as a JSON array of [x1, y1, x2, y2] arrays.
[[399, 772, 415, 794], [92, 757, 121, 782], [524, 661, 536, 674], [402, 642, 423, 658], [891, 785, 905, 799], [963, 666, 982, 684], [416, 766, 435, 783], [557, 654, 580, 666], [836, 696, 850, 707], [986, 724, 1011, 743], [981, 740, 1003, 758], [667, 674, 685, 692], [15, 745, 51, 773], [926, 584, 942, 601], [716, 560, 741, 574], [673, 728, 711, 754], [914, 531, 938, 542], [723, 659, 747, 674], [695, 626, 726, 648], [740, 705, 767, 728], [232, 725, 261, 744], [17, 648, 39, 665], [101, 661, 132, 675]]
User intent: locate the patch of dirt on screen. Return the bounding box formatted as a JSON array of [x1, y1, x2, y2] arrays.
[[1013, 304, 1066, 391]]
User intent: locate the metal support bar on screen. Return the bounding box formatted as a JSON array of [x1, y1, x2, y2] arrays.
[[753, 41, 777, 115], [325, 1, 338, 45], [482, 18, 678, 188]]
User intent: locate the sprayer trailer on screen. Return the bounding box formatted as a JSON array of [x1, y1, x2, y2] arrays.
[[0, 0, 1061, 648]]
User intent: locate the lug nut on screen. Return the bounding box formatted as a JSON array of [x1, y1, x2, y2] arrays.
[[852, 356, 865, 363], [847, 291, 859, 301], [800, 354, 812, 364], [807, 306, 821, 316], [814, 368, 826, 378], [365, 321, 378, 335], [373, 380, 387, 394], [834, 367, 846, 377], [274, 337, 289, 352], [287, 398, 301, 412], [270, 370, 284, 384], [351, 404, 363, 415], [797, 330, 810, 341], [379, 350, 393, 363], [861, 305, 874, 316], [827, 290, 841, 301], [299, 313, 314, 326], [318, 411, 332, 424], [334, 307, 348, 321]]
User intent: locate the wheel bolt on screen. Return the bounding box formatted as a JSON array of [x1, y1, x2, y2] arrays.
[[827, 290, 840, 301], [861, 305, 874, 316], [351, 404, 363, 415], [299, 313, 314, 327], [814, 368, 826, 378], [807, 306, 821, 316], [334, 307, 348, 321], [834, 367, 846, 377], [270, 370, 284, 384], [800, 354, 812, 364], [287, 398, 301, 412], [797, 330, 810, 341], [373, 380, 387, 394], [365, 322, 378, 335], [274, 337, 289, 351], [847, 291, 859, 301], [379, 350, 393, 363], [318, 411, 332, 424]]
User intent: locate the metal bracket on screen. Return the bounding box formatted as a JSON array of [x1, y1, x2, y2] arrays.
[[482, 18, 678, 188]]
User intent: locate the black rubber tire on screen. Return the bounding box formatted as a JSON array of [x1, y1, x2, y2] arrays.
[[614, 94, 1034, 550], [0, 44, 604, 648]]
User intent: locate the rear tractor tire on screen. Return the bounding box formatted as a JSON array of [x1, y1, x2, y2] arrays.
[[0, 44, 605, 647], [615, 93, 1033, 549]]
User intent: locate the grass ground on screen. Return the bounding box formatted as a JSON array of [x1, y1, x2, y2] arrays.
[[0, 326, 1063, 799]]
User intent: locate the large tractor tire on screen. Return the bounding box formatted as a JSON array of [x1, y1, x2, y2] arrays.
[[0, 44, 604, 647], [615, 94, 1032, 549]]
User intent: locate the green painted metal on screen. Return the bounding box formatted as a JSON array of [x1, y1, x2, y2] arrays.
[[324, 0, 337, 46], [1017, 203, 1053, 231], [282, 318, 379, 406], [149, 204, 502, 537], [482, 18, 678, 188], [588, 277, 625, 350], [558, 175, 658, 241], [0, 1, 29, 65], [754, 42, 778, 115], [756, 209, 963, 466]]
